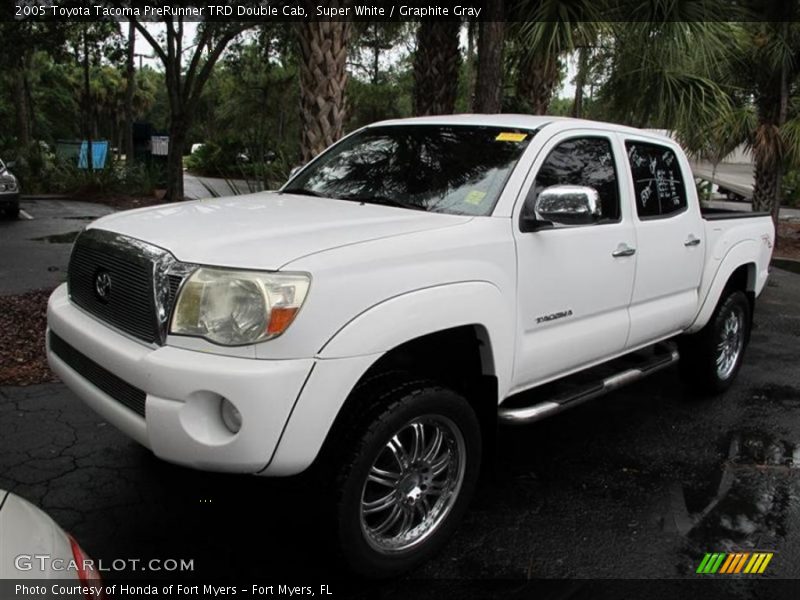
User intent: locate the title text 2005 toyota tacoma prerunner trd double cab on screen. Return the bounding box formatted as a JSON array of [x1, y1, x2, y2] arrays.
[[47, 116, 774, 575]]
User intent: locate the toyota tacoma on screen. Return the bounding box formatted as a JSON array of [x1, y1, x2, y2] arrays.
[[47, 116, 775, 575]]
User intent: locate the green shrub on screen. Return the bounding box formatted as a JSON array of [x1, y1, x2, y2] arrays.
[[783, 169, 800, 208], [185, 142, 224, 175]]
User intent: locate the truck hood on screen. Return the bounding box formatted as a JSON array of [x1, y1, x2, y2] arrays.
[[89, 192, 472, 270]]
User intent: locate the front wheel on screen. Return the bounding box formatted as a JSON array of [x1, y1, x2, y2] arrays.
[[679, 290, 750, 395], [331, 379, 481, 577]]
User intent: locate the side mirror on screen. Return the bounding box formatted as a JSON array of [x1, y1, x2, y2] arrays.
[[526, 185, 602, 229], [288, 165, 303, 179], [6, 161, 15, 169]]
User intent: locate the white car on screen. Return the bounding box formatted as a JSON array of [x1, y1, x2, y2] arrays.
[[46, 115, 775, 575], [0, 489, 101, 590]]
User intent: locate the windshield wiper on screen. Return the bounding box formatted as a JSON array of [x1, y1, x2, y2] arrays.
[[347, 196, 427, 212], [282, 187, 327, 198]]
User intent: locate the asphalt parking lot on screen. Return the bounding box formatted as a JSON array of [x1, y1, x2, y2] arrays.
[[0, 199, 113, 295], [1, 201, 800, 593]]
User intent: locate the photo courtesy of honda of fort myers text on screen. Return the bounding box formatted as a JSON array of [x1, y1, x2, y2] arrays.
[[1, 1, 796, 599]]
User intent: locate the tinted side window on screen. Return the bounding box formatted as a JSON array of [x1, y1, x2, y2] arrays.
[[626, 142, 687, 218], [527, 137, 620, 223]]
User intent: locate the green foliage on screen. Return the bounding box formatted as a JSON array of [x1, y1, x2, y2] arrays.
[[184, 142, 227, 176], [0, 137, 162, 197], [782, 169, 800, 208], [43, 160, 163, 197], [347, 76, 413, 129], [188, 35, 302, 169], [186, 141, 293, 191]]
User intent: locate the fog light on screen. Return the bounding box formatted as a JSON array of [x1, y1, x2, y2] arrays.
[[220, 398, 242, 433]]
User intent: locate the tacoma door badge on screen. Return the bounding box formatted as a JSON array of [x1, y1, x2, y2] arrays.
[[536, 309, 573, 324]]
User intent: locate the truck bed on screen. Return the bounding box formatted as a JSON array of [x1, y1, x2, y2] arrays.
[[701, 206, 772, 221]]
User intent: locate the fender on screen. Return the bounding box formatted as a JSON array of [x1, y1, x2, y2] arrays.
[[262, 282, 514, 476], [318, 281, 514, 392], [686, 240, 759, 334]]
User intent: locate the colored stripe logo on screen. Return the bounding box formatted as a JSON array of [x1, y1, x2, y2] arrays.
[[696, 552, 773, 574]]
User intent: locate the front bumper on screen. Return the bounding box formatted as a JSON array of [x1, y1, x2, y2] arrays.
[[46, 284, 314, 473]]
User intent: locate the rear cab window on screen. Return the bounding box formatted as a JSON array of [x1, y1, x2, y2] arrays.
[[625, 141, 688, 218]]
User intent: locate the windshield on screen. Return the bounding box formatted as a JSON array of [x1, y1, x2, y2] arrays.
[[283, 125, 536, 216]]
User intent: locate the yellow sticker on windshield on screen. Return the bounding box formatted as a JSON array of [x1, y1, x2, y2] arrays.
[[465, 190, 487, 205], [496, 132, 527, 142]]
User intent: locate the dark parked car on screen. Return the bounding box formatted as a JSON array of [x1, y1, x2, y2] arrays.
[[0, 158, 20, 219]]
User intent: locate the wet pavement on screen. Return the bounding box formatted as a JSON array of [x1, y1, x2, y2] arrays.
[[0, 199, 113, 295], [1, 262, 799, 588]]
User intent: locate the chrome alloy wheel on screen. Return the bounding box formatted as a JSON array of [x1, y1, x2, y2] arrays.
[[359, 415, 466, 554], [716, 305, 745, 380]]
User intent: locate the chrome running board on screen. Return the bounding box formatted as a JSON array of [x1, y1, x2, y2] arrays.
[[498, 343, 680, 426]]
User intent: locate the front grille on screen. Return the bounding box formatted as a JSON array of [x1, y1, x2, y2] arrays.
[[67, 229, 185, 344], [168, 274, 183, 305], [49, 332, 146, 417]]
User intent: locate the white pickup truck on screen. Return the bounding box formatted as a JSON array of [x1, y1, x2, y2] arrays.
[[47, 115, 774, 575]]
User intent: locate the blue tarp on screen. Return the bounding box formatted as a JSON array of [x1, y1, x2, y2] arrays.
[[78, 141, 109, 170]]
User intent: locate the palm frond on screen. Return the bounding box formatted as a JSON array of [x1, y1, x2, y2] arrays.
[[780, 115, 800, 168]]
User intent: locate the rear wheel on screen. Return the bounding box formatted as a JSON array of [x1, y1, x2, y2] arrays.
[[679, 290, 750, 395], [328, 376, 481, 577]]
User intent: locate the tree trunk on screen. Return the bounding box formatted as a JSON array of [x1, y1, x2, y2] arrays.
[[371, 23, 380, 85], [124, 20, 136, 164], [571, 47, 589, 118], [752, 148, 781, 226], [83, 29, 94, 171], [475, 4, 505, 113], [12, 61, 31, 146], [466, 21, 476, 110], [413, 22, 461, 116], [166, 118, 186, 202], [751, 25, 790, 235], [516, 53, 560, 115], [297, 15, 351, 163]]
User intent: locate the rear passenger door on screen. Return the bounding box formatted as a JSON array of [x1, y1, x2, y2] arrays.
[[622, 137, 704, 347]]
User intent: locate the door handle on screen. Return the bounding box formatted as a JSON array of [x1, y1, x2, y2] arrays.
[[612, 243, 636, 258], [684, 235, 701, 247]]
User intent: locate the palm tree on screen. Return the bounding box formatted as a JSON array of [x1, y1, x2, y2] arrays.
[[509, 1, 605, 115], [677, 14, 800, 229], [513, 2, 734, 126], [413, 21, 461, 116], [511, 49, 561, 115], [474, 0, 505, 113], [734, 18, 800, 223], [296, 6, 351, 162]]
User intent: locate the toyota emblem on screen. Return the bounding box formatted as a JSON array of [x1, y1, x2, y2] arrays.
[[95, 271, 112, 301]]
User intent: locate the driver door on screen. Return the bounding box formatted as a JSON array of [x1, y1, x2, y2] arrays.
[[511, 132, 637, 392]]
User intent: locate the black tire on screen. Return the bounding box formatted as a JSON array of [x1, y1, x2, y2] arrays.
[[678, 290, 750, 395], [327, 374, 482, 577]]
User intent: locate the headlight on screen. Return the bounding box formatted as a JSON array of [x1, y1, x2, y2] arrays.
[[170, 268, 310, 346], [0, 177, 17, 192]]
